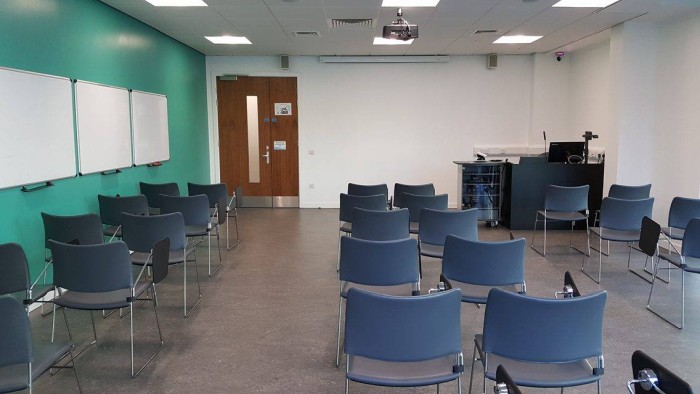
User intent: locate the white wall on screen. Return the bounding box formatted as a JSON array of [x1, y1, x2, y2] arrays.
[[529, 53, 571, 147], [207, 55, 537, 208]]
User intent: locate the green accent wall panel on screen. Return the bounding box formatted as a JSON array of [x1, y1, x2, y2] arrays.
[[0, 0, 209, 280]]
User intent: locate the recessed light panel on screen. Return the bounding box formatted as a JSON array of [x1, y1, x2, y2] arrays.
[[381, 0, 440, 7], [205, 36, 252, 45], [144, 0, 208, 6], [494, 35, 542, 44], [552, 0, 620, 7], [373, 37, 414, 45]]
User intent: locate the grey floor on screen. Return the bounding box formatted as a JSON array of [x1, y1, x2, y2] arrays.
[[27, 208, 700, 393]]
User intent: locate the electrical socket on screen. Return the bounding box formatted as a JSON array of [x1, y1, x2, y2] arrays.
[[309, 183, 315, 189], [308, 150, 315, 155]]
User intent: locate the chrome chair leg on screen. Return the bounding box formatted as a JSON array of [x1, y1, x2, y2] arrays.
[[530, 212, 546, 257], [647, 260, 684, 329], [581, 234, 602, 284], [184, 248, 203, 318]]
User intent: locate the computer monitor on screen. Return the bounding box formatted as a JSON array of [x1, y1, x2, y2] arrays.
[[547, 141, 585, 163]]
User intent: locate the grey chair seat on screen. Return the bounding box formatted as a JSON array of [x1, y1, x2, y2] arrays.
[[103, 225, 121, 238], [419, 243, 444, 258], [185, 225, 210, 237], [537, 210, 587, 221], [346, 355, 460, 387], [341, 282, 415, 298], [0, 340, 73, 393], [475, 335, 599, 388], [53, 283, 150, 310], [409, 222, 419, 234], [340, 222, 352, 234], [591, 227, 639, 242], [662, 226, 685, 240], [658, 253, 700, 273], [447, 279, 519, 304], [131, 251, 184, 265]]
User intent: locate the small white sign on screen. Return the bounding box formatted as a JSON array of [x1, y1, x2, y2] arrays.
[[273, 140, 287, 151], [274, 103, 292, 116]]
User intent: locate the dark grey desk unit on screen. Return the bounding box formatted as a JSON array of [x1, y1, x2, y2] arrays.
[[502, 161, 604, 230]]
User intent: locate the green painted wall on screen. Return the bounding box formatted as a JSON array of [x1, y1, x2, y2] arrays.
[[0, 0, 209, 280]]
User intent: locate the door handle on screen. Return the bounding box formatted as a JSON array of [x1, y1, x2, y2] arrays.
[[262, 148, 270, 164]]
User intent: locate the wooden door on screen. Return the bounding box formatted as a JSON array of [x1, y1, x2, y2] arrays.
[[217, 76, 299, 207]]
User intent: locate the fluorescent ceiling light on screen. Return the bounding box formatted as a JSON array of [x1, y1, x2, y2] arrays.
[[144, 0, 208, 6], [494, 35, 542, 44], [373, 37, 414, 45], [381, 0, 440, 7], [206, 36, 252, 45], [552, 0, 620, 7]]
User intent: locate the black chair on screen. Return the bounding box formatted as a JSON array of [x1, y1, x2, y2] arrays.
[[121, 212, 202, 318], [0, 295, 82, 393], [0, 243, 54, 312], [49, 240, 165, 377], [392, 183, 435, 209], [97, 194, 149, 240], [628, 350, 693, 394], [139, 182, 180, 214], [161, 194, 222, 277], [187, 182, 240, 250]]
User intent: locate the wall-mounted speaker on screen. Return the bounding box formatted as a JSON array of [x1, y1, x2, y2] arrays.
[[487, 53, 497, 70], [281, 55, 289, 70]]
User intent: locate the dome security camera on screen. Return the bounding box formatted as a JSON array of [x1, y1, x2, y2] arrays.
[[556, 51, 565, 62]]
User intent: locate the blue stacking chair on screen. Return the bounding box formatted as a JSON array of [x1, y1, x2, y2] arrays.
[[609, 183, 652, 200], [350, 207, 409, 241], [0, 243, 54, 313], [393, 183, 435, 209], [442, 235, 526, 305], [648, 218, 700, 329], [139, 182, 180, 214], [582, 197, 654, 283], [336, 237, 419, 367], [419, 208, 478, 259], [662, 197, 700, 242], [402, 193, 448, 235], [187, 182, 240, 250], [531, 185, 590, 256], [469, 289, 607, 394], [344, 288, 464, 393], [337, 193, 387, 270], [97, 194, 149, 240], [0, 295, 82, 393]]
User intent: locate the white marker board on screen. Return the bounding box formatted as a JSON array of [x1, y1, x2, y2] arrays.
[[75, 81, 132, 175], [131, 91, 169, 166], [0, 67, 76, 190]]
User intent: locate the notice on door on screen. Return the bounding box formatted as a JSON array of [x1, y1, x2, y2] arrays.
[[274, 103, 292, 116], [273, 140, 287, 151]]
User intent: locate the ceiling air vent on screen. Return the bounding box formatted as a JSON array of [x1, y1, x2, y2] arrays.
[[293, 31, 321, 38], [329, 18, 375, 29], [474, 29, 500, 35]]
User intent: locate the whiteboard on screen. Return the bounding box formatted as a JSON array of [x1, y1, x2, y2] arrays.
[[75, 81, 132, 175], [131, 91, 169, 166], [0, 67, 76, 190]]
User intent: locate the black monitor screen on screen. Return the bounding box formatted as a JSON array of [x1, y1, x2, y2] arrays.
[[548, 141, 585, 163]]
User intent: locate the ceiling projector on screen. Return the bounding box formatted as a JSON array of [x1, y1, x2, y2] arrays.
[[382, 8, 418, 41]]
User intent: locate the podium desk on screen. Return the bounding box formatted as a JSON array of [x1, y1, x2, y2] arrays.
[[503, 162, 604, 230]]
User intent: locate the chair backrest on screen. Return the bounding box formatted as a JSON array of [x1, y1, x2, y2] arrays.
[[160, 194, 211, 227], [42, 212, 104, 248], [402, 193, 448, 223], [681, 218, 700, 258], [639, 216, 661, 258], [608, 184, 651, 200], [187, 182, 228, 209], [419, 208, 478, 246], [0, 243, 30, 295], [599, 197, 654, 231], [483, 289, 606, 363], [139, 182, 180, 208], [393, 183, 435, 208], [339, 237, 419, 286], [121, 212, 186, 253], [442, 236, 525, 286], [0, 295, 31, 368], [49, 240, 133, 293], [347, 183, 388, 201], [97, 194, 149, 226], [344, 288, 462, 362], [339, 193, 386, 223], [668, 197, 700, 230], [351, 208, 409, 241], [544, 185, 589, 212], [151, 238, 170, 284]]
